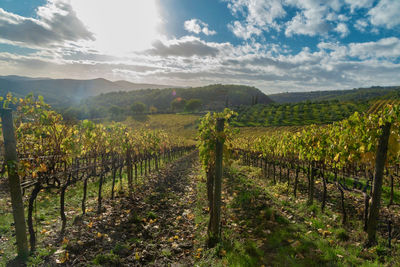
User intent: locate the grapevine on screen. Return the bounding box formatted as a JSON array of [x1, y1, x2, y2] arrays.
[[0, 93, 195, 252]]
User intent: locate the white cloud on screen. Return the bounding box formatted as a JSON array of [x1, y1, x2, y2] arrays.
[[184, 19, 216, 36], [284, 0, 333, 37], [344, 0, 374, 12], [348, 37, 400, 59], [0, 2, 93, 47], [354, 19, 368, 32], [225, 0, 398, 39], [0, 0, 163, 55], [1, 36, 400, 93], [228, 21, 262, 39], [184, 19, 202, 34], [147, 36, 226, 57], [335, 23, 349, 38], [338, 14, 349, 21], [368, 0, 400, 29], [225, 0, 286, 38], [202, 27, 217, 36]]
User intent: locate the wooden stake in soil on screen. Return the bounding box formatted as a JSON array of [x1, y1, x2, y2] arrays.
[[0, 108, 29, 258], [208, 118, 224, 247], [367, 122, 391, 246]]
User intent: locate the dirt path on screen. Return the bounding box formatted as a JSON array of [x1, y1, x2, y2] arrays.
[[59, 151, 200, 266]]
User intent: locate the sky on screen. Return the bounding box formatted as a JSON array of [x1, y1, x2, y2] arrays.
[[0, 0, 399, 94]]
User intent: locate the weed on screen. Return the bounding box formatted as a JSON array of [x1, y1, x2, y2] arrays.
[[147, 211, 157, 219], [92, 252, 121, 266], [112, 242, 129, 255], [161, 248, 172, 257], [336, 228, 350, 241], [26, 247, 55, 267]]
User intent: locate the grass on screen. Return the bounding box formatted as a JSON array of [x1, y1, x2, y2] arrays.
[[193, 162, 400, 267], [123, 113, 201, 140], [92, 252, 122, 265]]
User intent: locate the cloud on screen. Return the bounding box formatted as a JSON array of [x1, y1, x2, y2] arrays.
[[228, 21, 262, 39], [335, 23, 349, 38], [225, 0, 286, 38], [368, 0, 400, 29], [146, 36, 226, 57], [354, 19, 368, 32], [284, 0, 332, 37], [1, 36, 400, 93], [184, 19, 216, 36], [224, 0, 399, 39], [225, 0, 355, 38], [344, 0, 374, 12], [348, 37, 400, 59], [0, 1, 93, 48]]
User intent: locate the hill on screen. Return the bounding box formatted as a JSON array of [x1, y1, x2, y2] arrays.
[[113, 80, 172, 91], [65, 84, 273, 120], [233, 100, 369, 127], [0, 76, 174, 107], [269, 86, 400, 103]]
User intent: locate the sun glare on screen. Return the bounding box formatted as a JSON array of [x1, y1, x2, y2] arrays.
[[71, 0, 161, 55]]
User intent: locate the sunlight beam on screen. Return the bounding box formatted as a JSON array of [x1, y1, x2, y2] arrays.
[[70, 0, 161, 55]]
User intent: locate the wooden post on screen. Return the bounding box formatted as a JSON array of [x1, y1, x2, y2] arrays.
[[126, 148, 133, 198], [367, 122, 391, 246], [111, 154, 116, 200], [208, 118, 224, 247], [307, 165, 316, 206], [294, 166, 299, 197], [0, 108, 29, 258], [82, 178, 88, 214]]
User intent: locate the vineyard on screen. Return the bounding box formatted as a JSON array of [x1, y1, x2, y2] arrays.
[[233, 100, 369, 127], [231, 105, 400, 237], [2, 93, 400, 266], [0, 94, 195, 265]]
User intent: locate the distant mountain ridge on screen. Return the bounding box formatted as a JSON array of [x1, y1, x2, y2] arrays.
[[0, 75, 175, 107]]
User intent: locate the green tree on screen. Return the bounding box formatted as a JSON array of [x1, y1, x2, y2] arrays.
[[149, 105, 158, 114], [185, 99, 202, 112], [109, 105, 125, 121], [171, 98, 186, 112], [131, 102, 146, 114]]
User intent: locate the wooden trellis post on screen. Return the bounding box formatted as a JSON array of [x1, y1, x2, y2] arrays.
[[1, 108, 29, 259], [208, 118, 224, 247]]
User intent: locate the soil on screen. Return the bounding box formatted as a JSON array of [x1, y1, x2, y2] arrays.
[[54, 151, 200, 266]]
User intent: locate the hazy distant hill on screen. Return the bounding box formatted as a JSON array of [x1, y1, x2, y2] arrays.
[[269, 86, 400, 103], [113, 80, 172, 91], [0, 76, 174, 107], [64, 84, 273, 120], [86, 84, 271, 109], [0, 75, 51, 82]]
